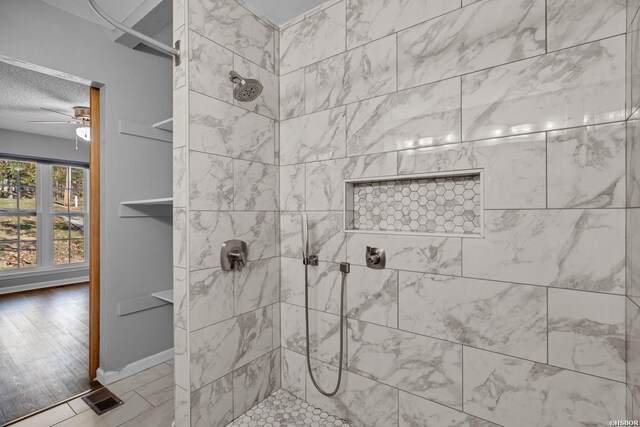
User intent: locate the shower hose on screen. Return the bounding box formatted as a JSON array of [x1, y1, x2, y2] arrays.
[[304, 260, 350, 397]]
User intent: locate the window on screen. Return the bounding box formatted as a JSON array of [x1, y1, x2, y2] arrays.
[[0, 158, 89, 272], [0, 160, 38, 269]]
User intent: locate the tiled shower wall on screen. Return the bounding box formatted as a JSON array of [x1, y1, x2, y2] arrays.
[[279, 0, 631, 426], [172, 0, 281, 425], [628, 0, 640, 421]]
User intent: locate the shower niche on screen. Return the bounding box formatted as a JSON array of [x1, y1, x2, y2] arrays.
[[344, 170, 483, 237]]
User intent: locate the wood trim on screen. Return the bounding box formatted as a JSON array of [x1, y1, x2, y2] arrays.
[[89, 86, 100, 383]]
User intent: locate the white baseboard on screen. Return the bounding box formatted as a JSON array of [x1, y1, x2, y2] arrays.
[[96, 348, 174, 385], [0, 276, 90, 295]]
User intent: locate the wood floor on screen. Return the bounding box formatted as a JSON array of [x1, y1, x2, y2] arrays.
[[0, 283, 90, 425]]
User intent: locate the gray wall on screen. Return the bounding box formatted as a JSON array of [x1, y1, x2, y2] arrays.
[[0, 128, 89, 164], [0, 0, 173, 373]]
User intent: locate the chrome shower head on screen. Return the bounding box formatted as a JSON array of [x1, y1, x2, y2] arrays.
[[229, 71, 263, 102]]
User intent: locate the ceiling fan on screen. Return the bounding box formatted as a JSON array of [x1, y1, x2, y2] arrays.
[[28, 106, 91, 149]]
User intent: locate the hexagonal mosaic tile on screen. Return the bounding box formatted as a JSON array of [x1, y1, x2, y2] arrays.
[[227, 389, 352, 427], [352, 174, 481, 235]]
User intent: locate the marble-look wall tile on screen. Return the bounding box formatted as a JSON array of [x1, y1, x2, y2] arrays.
[[281, 212, 346, 262], [346, 78, 460, 156], [399, 391, 498, 427], [189, 0, 275, 72], [305, 152, 397, 211], [398, 133, 546, 209], [281, 257, 342, 314], [273, 301, 280, 349], [305, 35, 396, 113], [189, 31, 234, 103], [190, 306, 273, 390], [628, 209, 640, 301], [189, 211, 276, 270], [306, 359, 398, 427], [628, 120, 640, 207], [280, 107, 346, 165], [175, 327, 189, 391], [281, 348, 306, 398], [629, 13, 640, 119], [463, 347, 626, 427], [548, 288, 625, 381], [547, 0, 625, 52], [463, 209, 625, 294], [173, 0, 185, 31], [280, 0, 343, 30], [628, 298, 640, 387], [397, 0, 545, 89], [173, 86, 188, 149], [629, 0, 640, 28], [232, 55, 278, 120], [234, 258, 279, 316], [346, 232, 461, 275], [189, 151, 233, 210], [348, 320, 462, 409], [346, 0, 459, 49], [346, 265, 398, 328], [174, 267, 187, 329], [280, 2, 346, 75], [232, 349, 281, 418], [462, 36, 625, 141], [280, 69, 305, 120], [174, 26, 186, 90], [173, 147, 187, 208], [233, 160, 278, 211], [280, 165, 305, 211], [280, 303, 341, 365], [548, 123, 626, 208], [175, 386, 189, 427], [190, 373, 233, 427], [190, 91, 275, 165], [399, 272, 547, 362], [189, 268, 233, 331], [173, 208, 187, 268]]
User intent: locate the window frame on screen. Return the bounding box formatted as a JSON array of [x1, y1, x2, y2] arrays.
[[0, 157, 89, 276]]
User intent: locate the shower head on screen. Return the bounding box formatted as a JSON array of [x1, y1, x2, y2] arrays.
[[229, 71, 263, 102]]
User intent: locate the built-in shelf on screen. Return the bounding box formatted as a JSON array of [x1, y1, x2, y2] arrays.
[[120, 197, 173, 217], [152, 118, 173, 132], [152, 289, 173, 304]]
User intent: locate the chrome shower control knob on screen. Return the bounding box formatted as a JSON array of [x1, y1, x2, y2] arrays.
[[365, 246, 385, 269]]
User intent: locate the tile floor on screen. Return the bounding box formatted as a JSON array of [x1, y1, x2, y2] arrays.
[[7, 361, 174, 427], [227, 389, 351, 427]]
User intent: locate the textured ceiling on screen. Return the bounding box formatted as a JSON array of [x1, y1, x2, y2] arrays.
[[241, 0, 330, 26], [0, 61, 90, 140]]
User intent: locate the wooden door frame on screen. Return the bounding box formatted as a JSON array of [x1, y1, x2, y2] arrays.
[[89, 86, 100, 383]]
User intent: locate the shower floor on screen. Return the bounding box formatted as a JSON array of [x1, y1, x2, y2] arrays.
[[227, 389, 352, 427]]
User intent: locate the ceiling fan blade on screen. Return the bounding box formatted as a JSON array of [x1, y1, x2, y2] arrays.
[[40, 107, 76, 119], [28, 120, 78, 124]]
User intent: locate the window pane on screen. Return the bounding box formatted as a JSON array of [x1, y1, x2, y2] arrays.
[[71, 168, 84, 189], [54, 240, 69, 264], [52, 165, 68, 190], [17, 162, 36, 187], [53, 215, 70, 239], [19, 216, 37, 240], [19, 186, 36, 211], [69, 216, 84, 239], [0, 216, 18, 240], [19, 241, 37, 268], [69, 190, 84, 212], [52, 189, 68, 211], [70, 239, 84, 263], [0, 160, 17, 210], [0, 240, 18, 270]]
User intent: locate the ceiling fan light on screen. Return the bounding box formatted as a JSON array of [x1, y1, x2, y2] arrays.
[[76, 126, 91, 141]]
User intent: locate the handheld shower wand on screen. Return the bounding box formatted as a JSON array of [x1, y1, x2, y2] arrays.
[[302, 214, 349, 397]]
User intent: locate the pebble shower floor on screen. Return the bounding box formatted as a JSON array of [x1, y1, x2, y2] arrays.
[[226, 389, 352, 427]]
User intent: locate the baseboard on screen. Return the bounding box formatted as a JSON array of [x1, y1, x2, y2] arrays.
[[96, 347, 174, 385], [0, 276, 90, 295]]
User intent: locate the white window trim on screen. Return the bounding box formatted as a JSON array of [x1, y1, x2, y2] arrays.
[[0, 160, 89, 278]]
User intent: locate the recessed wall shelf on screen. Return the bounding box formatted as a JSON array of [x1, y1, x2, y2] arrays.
[[120, 197, 173, 217], [344, 170, 483, 238], [119, 119, 172, 143], [151, 289, 173, 304]]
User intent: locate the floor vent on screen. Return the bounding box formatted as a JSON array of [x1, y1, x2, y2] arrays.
[[81, 388, 123, 415]]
